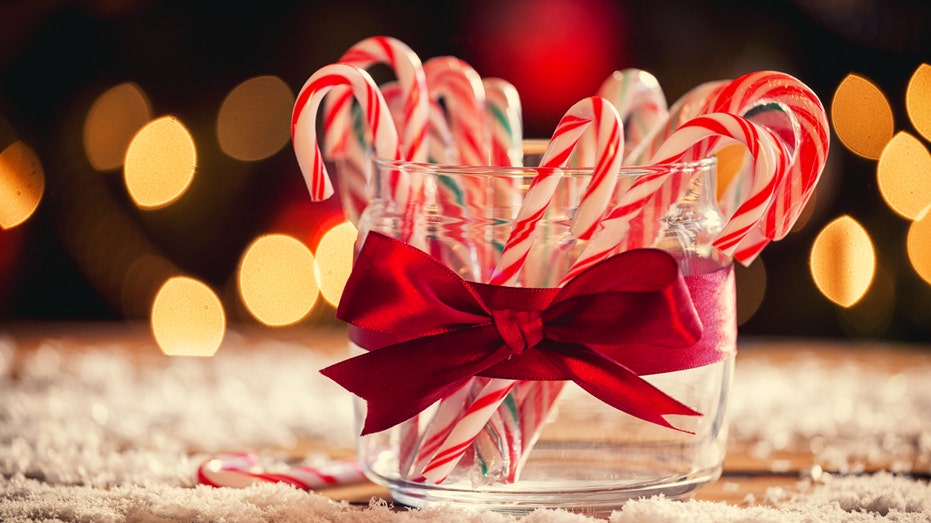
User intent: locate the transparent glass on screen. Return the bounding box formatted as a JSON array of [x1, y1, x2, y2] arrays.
[[342, 153, 734, 516]]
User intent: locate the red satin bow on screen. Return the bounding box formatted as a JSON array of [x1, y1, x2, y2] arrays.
[[323, 232, 735, 435]]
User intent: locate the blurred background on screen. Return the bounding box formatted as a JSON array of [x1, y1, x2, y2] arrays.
[[1, 0, 931, 348]]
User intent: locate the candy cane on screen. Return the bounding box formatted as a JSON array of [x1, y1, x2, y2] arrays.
[[576, 69, 669, 166], [491, 96, 625, 285], [409, 77, 525, 480], [417, 97, 624, 484], [423, 56, 488, 165], [322, 36, 428, 163], [483, 77, 524, 167], [292, 62, 401, 203], [699, 71, 829, 259], [197, 451, 366, 491]]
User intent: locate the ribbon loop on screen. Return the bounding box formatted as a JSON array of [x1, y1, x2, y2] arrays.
[[326, 232, 736, 435]]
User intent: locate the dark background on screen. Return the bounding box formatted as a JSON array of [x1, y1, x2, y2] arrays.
[[1, 0, 930, 341]]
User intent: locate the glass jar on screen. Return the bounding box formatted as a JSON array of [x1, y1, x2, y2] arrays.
[[339, 152, 735, 516]]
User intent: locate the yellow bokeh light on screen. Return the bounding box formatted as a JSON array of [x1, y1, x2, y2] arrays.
[[315, 221, 358, 307], [238, 234, 318, 326], [906, 63, 931, 142], [217, 75, 294, 162], [0, 141, 44, 229], [151, 276, 225, 357], [837, 263, 895, 339], [809, 215, 876, 308], [714, 143, 747, 204], [831, 74, 894, 159], [83, 82, 152, 171], [124, 116, 197, 209], [876, 132, 931, 220], [907, 206, 931, 285]]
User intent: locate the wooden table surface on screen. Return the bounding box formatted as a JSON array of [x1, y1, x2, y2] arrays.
[[4, 321, 929, 510]]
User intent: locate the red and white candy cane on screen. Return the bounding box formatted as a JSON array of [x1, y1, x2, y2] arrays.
[[699, 71, 829, 258], [322, 36, 428, 163], [483, 77, 524, 167], [416, 97, 624, 484], [576, 69, 668, 166], [418, 378, 516, 483], [197, 451, 366, 491], [292, 62, 402, 203], [491, 96, 625, 285], [423, 56, 488, 165]]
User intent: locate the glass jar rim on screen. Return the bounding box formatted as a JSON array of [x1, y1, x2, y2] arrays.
[[372, 139, 717, 178]]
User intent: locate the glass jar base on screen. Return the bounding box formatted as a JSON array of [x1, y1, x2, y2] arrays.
[[385, 466, 723, 516]]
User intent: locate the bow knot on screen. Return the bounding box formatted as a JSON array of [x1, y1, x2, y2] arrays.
[[323, 232, 736, 436], [493, 309, 543, 356]]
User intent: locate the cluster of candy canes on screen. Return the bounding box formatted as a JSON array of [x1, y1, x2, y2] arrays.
[[290, 36, 829, 487]]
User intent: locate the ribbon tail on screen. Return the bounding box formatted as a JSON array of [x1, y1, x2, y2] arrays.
[[320, 326, 510, 435], [543, 344, 702, 433]]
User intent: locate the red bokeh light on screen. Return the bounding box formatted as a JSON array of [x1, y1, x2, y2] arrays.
[[464, 0, 629, 137], [270, 183, 345, 252], [0, 226, 26, 308]]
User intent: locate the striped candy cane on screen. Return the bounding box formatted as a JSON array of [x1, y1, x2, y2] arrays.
[[423, 56, 488, 165], [323, 36, 428, 163], [483, 77, 524, 167], [408, 77, 524, 483], [292, 62, 401, 203], [197, 451, 366, 491], [417, 96, 624, 484], [576, 69, 669, 166], [699, 71, 829, 261], [491, 96, 625, 285]]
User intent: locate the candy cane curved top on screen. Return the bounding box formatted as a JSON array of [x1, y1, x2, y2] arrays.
[[700, 71, 829, 242], [599, 69, 669, 152], [491, 96, 624, 285], [423, 56, 489, 166], [323, 36, 428, 162], [292, 62, 401, 202], [483, 77, 523, 167]]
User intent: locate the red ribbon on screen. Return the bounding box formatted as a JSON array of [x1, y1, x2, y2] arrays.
[[323, 232, 736, 435]]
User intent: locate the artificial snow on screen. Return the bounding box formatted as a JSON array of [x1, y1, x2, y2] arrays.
[[1, 330, 930, 521]]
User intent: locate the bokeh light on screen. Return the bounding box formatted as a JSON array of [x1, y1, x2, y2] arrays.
[[315, 221, 358, 307], [837, 262, 895, 339], [735, 258, 767, 326], [876, 132, 931, 220], [907, 206, 931, 285], [217, 75, 294, 162], [0, 140, 44, 229], [124, 116, 197, 209], [810, 216, 876, 308], [906, 63, 931, 142], [831, 74, 894, 159], [238, 234, 319, 326], [151, 276, 225, 357], [466, 0, 626, 133], [714, 143, 747, 204], [83, 82, 152, 171]]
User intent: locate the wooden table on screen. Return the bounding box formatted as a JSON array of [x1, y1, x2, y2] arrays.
[[3, 322, 929, 511]]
